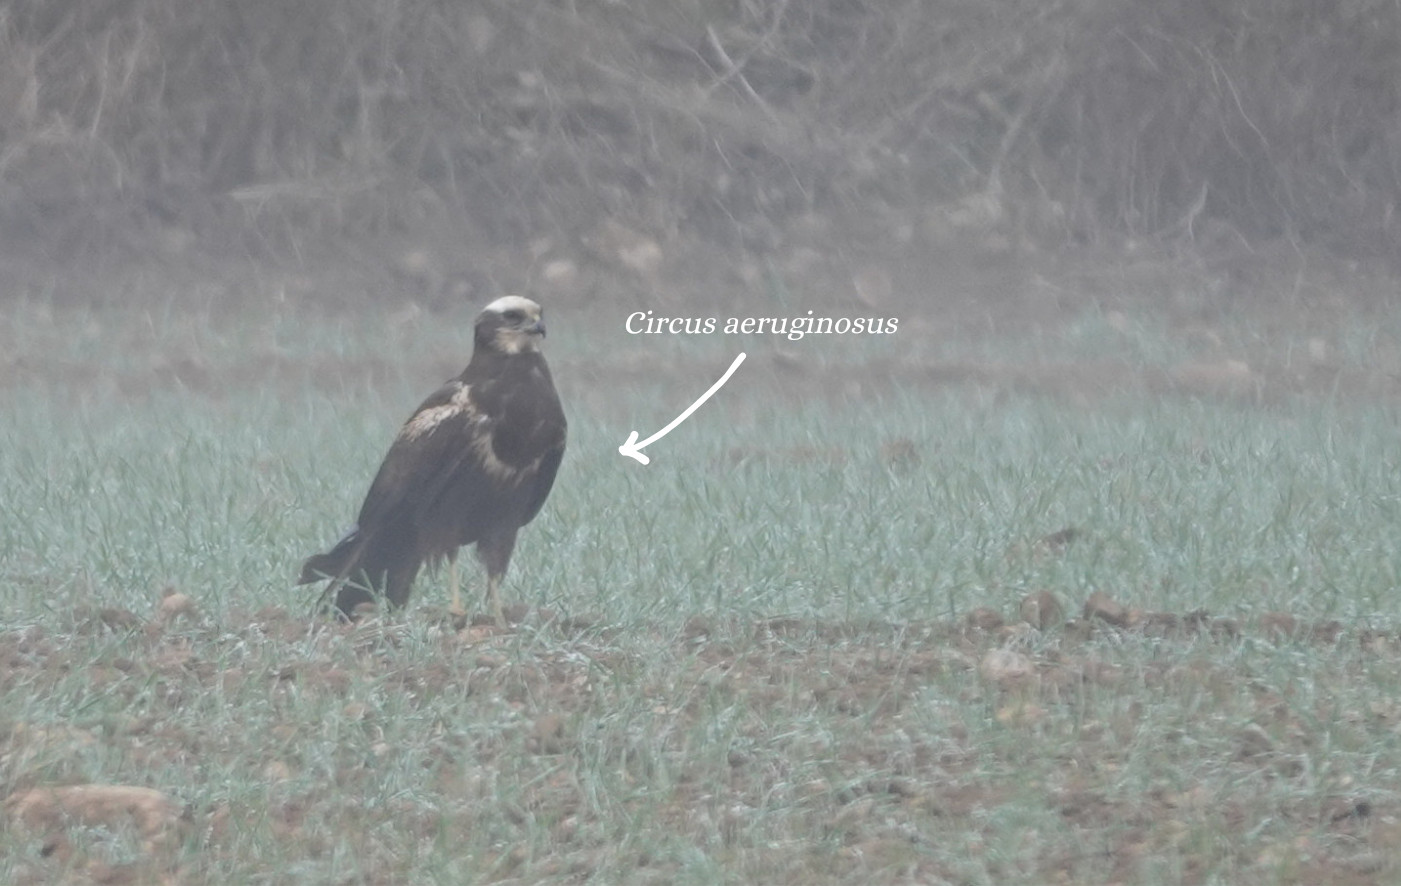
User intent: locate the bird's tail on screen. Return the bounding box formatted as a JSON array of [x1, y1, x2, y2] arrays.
[[299, 528, 379, 618], [299, 526, 421, 617], [298, 527, 365, 585]]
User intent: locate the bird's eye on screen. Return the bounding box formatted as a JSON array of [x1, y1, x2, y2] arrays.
[[502, 309, 524, 322]]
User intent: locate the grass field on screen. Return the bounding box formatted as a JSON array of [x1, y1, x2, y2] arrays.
[[5, 294, 1401, 883]]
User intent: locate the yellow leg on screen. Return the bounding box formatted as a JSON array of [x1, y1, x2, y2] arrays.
[[486, 573, 503, 624], [448, 557, 465, 616]]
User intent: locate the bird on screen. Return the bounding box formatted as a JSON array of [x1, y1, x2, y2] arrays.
[[298, 295, 566, 622]]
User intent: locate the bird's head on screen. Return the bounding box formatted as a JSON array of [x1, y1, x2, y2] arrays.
[[476, 295, 547, 355]]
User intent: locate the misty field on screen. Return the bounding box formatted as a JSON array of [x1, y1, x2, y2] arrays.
[[0, 0, 1396, 881], [5, 299, 1401, 884]]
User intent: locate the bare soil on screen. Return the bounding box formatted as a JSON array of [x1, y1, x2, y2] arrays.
[[5, 587, 1399, 884]]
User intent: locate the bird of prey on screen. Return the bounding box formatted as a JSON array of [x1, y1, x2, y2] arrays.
[[298, 295, 566, 621]]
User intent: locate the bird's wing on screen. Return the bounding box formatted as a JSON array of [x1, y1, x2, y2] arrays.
[[354, 380, 492, 531], [466, 363, 566, 526], [520, 427, 566, 525]]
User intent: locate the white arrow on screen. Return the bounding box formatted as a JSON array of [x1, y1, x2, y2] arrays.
[[618, 353, 747, 465]]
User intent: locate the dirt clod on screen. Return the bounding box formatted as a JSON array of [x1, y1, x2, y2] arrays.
[[1019, 591, 1064, 630], [1083, 592, 1131, 628], [964, 607, 1005, 633], [6, 784, 182, 853], [157, 592, 197, 623], [980, 648, 1036, 689]]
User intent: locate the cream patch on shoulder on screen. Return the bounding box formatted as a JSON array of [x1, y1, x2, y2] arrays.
[[399, 383, 474, 441], [470, 420, 519, 482]]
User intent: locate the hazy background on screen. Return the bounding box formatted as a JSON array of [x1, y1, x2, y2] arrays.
[[0, 0, 1395, 320]]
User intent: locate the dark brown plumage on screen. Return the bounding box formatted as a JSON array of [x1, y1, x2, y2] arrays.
[[299, 296, 566, 620]]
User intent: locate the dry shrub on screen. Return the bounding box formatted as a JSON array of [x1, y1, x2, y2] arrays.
[[0, 0, 1393, 268], [1040, 0, 1401, 255]]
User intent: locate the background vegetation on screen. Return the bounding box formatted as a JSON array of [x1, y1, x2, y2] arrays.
[[0, 0, 1394, 285]]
